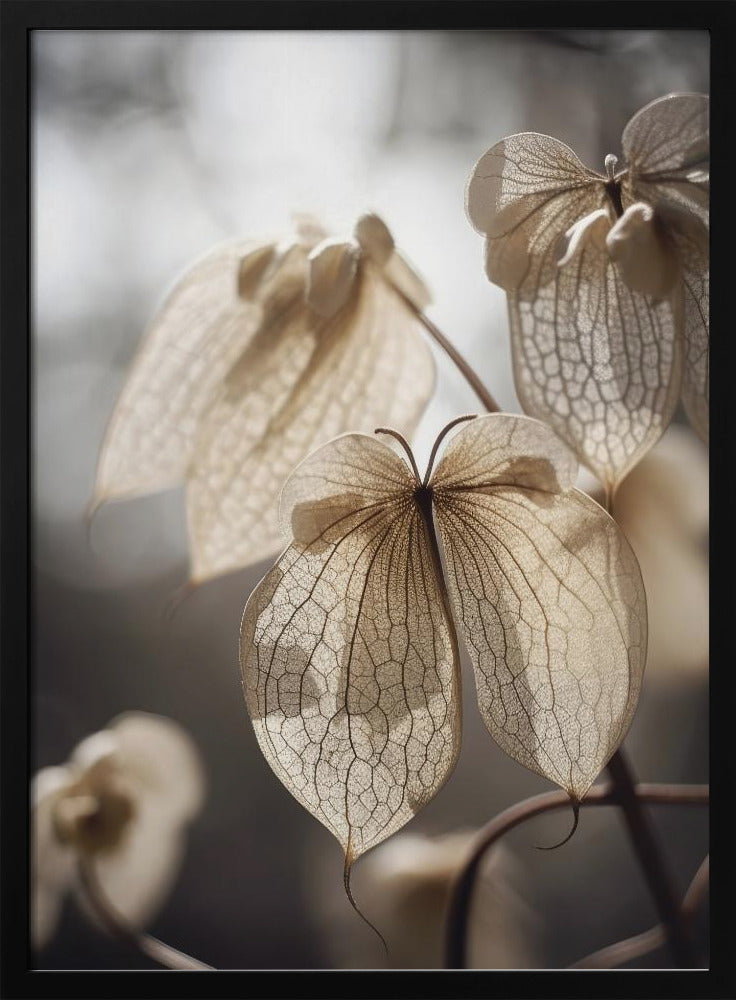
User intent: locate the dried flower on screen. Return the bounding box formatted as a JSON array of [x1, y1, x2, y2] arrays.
[[466, 93, 709, 493], [32, 712, 205, 950], [241, 413, 646, 875], [92, 214, 434, 583]]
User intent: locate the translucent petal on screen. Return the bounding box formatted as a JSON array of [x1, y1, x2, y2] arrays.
[[605, 203, 681, 298], [431, 413, 577, 495], [678, 242, 709, 443], [306, 240, 359, 317], [508, 227, 682, 493], [623, 93, 709, 226], [354, 213, 394, 267], [466, 133, 604, 293], [92, 240, 267, 507], [381, 250, 432, 311], [432, 416, 646, 798], [187, 264, 435, 581], [241, 434, 461, 864]]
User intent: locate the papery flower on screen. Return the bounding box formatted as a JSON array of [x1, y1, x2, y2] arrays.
[[32, 712, 205, 951], [310, 832, 542, 969], [241, 413, 646, 875], [466, 93, 709, 494], [92, 214, 435, 583]]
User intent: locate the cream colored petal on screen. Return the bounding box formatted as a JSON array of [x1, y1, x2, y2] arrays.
[[240, 435, 460, 865], [623, 93, 709, 176], [32, 767, 76, 951], [187, 264, 435, 582], [431, 413, 577, 495], [238, 244, 278, 299], [354, 213, 394, 267], [605, 203, 680, 298], [92, 240, 267, 508], [467, 133, 602, 237], [109, 712, 206, 823], [78, 794, 188, 929], [508, 227, 682, 493], [280, 432, 417, 541], [306, 239, 360, 317], [381, 250, 432, 311], [557, 209, 611, 268], [434, 485, 646, 800], [623, 93, 709, 226], [467, 133, 605, 294]]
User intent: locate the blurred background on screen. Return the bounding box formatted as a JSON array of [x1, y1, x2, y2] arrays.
[[33, 29, 709, 969]]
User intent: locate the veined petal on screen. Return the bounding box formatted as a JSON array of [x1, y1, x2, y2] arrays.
[[623, 93, 709, 226], [186, 264, 435, 582], [675, 230, 709, 442], [431, 415, 646, 799], [467, 133, 605, 294], [307, 239, 360, 317], [92, 240, 268, 509], [431, 413, 577, 495], [381, 249, 432, 312], [241, 434, 461, 864], [508, 226, 682, 493]]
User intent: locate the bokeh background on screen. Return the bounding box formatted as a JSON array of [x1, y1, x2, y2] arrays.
[[33, 29, 709, 970]]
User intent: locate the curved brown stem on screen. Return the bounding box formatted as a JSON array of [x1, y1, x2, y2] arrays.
[[571, 854, 710, 969], [386, 279, 501, 415], [77, 857, 213, 971], [444, 782, 708, 969], [605, 750, 700, 967]]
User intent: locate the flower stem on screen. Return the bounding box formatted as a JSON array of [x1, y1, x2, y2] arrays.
[[605, 750, 699, 967], [570, 853, 709, 969], [387, 279, 502, 414], [443, 782, 708, 968], [77, 857, 213, 971]]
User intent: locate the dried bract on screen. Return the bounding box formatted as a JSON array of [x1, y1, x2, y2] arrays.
[[92, 214, 434, 582], [32, 713, 205, 950], [466, 93, 709, 493], [240, 414, 646, 872]]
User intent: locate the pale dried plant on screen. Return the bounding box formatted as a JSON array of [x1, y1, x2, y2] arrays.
[[70, 87, 710, 971], [240, 412, 646, 899], [32, 713, 205, 955], [91, 214, 434, 582], [466, 93, 709, 497]]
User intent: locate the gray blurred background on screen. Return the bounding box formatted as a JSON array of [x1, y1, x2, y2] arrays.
[[33, 29, 709, 970]]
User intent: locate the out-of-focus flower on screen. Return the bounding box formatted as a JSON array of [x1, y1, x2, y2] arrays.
[[584, 425, 708, 682], [310, 831, 543, 969], [91, 213, 435, 583], [466, 93, 709, 494], [32, 712, 205, 951]]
